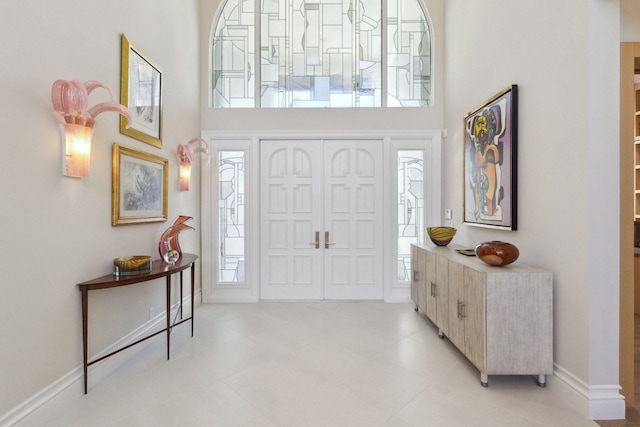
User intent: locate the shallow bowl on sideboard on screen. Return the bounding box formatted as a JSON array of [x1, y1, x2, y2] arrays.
[[426, 226, 457, 246]]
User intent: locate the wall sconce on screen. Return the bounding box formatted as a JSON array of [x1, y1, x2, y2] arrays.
[[177, 138, 211, 191], [51, 79, 132, 177]]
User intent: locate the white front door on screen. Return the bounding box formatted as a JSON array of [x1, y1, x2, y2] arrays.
[[260, 139, 383, 300], [260, 141, 324, 300], [322, 140, 383, 299]]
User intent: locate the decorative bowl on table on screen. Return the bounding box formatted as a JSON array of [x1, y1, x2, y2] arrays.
[[474, 241, 519, 266], [113, 256, 152, 276], [426, 227, 457, 246]]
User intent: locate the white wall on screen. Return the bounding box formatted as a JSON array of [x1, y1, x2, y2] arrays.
[[0, 0, 201, 418], [443, 0, 585, 375], [443, 0, 622, 419], [621, 0, 640, 41]]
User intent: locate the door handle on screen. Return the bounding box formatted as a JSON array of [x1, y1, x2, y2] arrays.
[[309, 231, 319, 249], [325, 231, 336, 249]]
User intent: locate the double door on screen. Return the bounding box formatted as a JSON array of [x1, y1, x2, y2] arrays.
[[260, 140, 383, 300]]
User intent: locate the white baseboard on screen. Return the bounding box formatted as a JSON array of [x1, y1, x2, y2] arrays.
[[384, 285, 412, 303], [0, 290, 201, 427], [552, 363, 626, 420]]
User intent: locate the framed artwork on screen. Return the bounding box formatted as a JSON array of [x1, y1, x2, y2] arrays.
[[112, 144, 168, 226], [120, 34, 163, 148], [463, 85, 518, 230]]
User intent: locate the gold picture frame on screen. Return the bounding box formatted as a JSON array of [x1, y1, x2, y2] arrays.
[[112, 144, 168, 226], [120, 34, 163, 148]]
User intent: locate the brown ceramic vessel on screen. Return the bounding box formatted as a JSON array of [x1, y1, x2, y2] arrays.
[[475, 241, 519, 266]]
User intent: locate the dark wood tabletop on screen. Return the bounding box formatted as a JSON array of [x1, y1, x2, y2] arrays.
[[77, 253, 198, 290]]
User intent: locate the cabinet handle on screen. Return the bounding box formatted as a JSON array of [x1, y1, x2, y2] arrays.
[[457, 301, 466, 319], [430, 282, 436, 297], [413, 271, 419, 281]]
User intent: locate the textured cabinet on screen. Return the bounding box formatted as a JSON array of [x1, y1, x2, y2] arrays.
[[412, 246, 448, 337], [411, 243, 553, 387], [410, 244, 426, 313], [424, 250, 449, 337], [447, 263, 485, 373]]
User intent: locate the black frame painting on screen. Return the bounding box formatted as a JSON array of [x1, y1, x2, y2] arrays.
[[463, 85, 518, 230]]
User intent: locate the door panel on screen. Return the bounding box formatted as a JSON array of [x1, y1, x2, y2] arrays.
[[448, 262, 465, 350], [425, 250, 437, 319], [464, 267, 485, 371], [323, 140, 383, 300], [435, 255, 449, 334], [261, 141, 323, 300]]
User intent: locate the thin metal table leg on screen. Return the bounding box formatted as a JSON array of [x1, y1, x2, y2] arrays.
[[179, 271, 183, 319], [191, 263, 195, 336], [166, 273, 171, 360], [81, 288, 88, 394]]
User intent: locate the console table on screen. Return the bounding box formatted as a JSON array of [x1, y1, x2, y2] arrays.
[[77, 253, 197, 393]]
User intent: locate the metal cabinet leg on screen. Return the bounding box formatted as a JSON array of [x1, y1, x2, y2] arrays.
[[536, 374, 546, 387], [480, 373, 488, 387]]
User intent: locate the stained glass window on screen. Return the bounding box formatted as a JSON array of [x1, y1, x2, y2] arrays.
[[219, 151, 246, 282], [212, 0, 431, 107], [398, 150, 423, 281], [387, 0, 431, 106], [212, 0, 256, 108]]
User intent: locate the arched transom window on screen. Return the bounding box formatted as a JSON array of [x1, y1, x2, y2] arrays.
[[212, 0, 432, 108]]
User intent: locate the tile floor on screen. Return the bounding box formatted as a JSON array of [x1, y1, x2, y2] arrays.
[[17, 302, 601, 427]]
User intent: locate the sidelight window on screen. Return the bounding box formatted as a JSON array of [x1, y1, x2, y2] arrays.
[[397, 150, 424, 281], [218, 151, 246, 282]]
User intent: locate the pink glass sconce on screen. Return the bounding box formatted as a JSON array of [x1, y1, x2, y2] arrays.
[[177, 138, 211, 191], [51, 79, 132, 177]]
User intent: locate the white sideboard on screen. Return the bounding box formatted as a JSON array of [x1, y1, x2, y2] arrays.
[[411, 243, 553, 387]]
